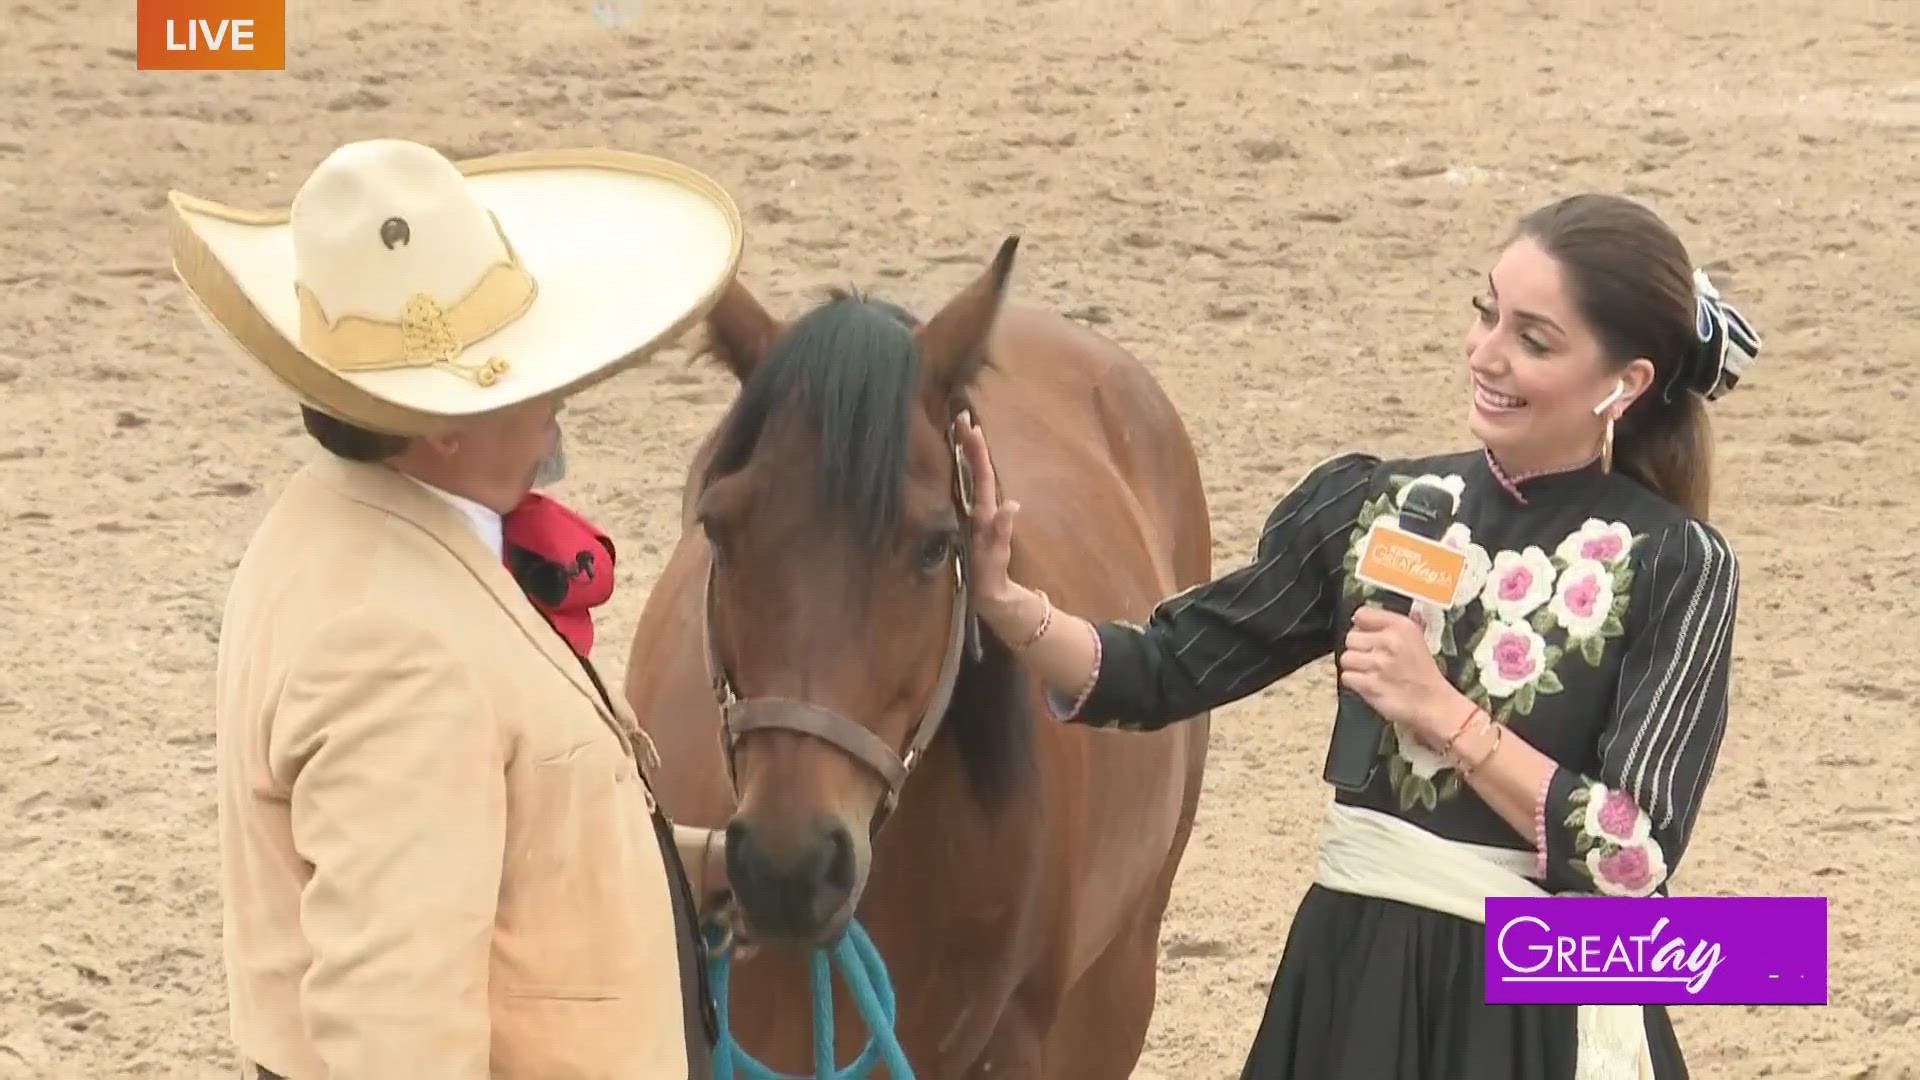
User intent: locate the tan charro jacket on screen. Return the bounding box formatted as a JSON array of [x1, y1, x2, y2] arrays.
[[214, 451, 711, 1079]]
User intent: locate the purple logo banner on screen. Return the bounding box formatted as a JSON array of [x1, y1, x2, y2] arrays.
[[1484, 896, 1827, 1005]]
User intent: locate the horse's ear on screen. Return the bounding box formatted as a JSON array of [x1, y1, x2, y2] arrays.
[[916, 235, 1018, 406], [697, 276, 781, 383]]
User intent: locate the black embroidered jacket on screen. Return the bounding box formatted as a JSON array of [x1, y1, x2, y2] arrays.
[[1056, 449, 1740, 897]]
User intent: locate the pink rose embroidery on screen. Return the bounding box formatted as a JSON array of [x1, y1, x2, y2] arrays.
[[1596, 790, 1640, 836], [1549, 560, 1617, 639], [1554, 519, 1635, 569], [1597, 848, 1652, 891], [1581, 533, 1625, 562], [1581, 781, 1652, 845], [1472, 620, 1546, 698], [1481, 547, 1555, 621], [1565, 576, 1601, 616], [1493, 635, 1532, 680], [1569, 781, 1668, 895], [1586, 840, 1668, 896]]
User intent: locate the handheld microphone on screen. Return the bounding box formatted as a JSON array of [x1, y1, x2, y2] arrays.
[[1322, 479, 1461, 792]]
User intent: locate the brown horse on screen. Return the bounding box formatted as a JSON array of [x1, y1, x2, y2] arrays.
[[623, 237, 1213, 1079]]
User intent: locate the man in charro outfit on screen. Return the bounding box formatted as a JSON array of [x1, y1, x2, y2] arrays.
[[168, 138, 745, 1078]]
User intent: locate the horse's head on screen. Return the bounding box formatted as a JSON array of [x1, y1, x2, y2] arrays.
[[691, 237, 1029, 948]]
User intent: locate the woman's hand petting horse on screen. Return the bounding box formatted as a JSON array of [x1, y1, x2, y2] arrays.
[[955, 411, 1019, 613], [951, 411, 1107, 699], [1339, 605, 1468, 749]]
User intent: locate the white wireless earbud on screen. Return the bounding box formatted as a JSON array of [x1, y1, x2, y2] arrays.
[[1593, 379, 1626, 416]]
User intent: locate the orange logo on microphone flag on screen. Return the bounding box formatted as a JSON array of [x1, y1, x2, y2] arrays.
[[1354, 521, 1466, 608]]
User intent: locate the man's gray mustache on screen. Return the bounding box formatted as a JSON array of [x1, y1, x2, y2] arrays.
[[533, 427, 567, 487]]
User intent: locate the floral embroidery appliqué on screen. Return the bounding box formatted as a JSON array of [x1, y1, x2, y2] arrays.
[[1342, 481, 1647, 810], [1563, 780, 1669, 895], [1456, 518, 1643, 724]]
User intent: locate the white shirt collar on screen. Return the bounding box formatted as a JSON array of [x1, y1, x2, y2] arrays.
[[402, 474, 504, 559]]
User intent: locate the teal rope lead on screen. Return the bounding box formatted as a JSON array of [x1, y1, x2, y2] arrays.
[[707, 919, 916, 1080]]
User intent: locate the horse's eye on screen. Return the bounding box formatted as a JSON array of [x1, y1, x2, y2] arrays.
[[915, 533, 952, 573]]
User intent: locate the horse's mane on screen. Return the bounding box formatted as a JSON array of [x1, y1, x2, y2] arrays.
[[703, 287, 923, 554], [700, 287, 1036, 812]]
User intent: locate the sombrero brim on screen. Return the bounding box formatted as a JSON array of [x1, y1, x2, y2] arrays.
[[168, 148, 744, 436]]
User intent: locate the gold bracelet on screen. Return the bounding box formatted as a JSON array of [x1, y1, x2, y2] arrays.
[[1442, 703, 1485, 757], [1011, 589, 1053, 651], [1460, 723, 1504, 777]]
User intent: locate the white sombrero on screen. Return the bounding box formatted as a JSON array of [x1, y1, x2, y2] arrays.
[[167, 139, 745, 436]]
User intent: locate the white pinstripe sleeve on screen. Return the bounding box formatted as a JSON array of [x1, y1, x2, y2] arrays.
[[1540, 519, 1741, 896], [1057, 451, 1379, 731]]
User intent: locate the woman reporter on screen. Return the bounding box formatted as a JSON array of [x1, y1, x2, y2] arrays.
[[956, 192, 1758, 1079]]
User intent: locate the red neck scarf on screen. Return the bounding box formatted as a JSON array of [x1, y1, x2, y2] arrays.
[[502, 492, 616, 659]]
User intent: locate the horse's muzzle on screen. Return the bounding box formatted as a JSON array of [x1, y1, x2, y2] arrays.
[[725, 815, 859, 944]]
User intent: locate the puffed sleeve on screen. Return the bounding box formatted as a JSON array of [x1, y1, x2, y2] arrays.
[[1536, 519, 1740, 895], [267, 607, 506, 1078], [1052, 451, 1380, 731]]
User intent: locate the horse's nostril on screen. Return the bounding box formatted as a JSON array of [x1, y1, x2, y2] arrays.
[[725, 816, 858, 940], [723, 820, 754, 888], [821, 823, 856, 895]]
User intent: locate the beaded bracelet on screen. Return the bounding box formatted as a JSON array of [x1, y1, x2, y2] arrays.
[[1054, 623, 1103, 719], [1532, 769, 1553, 878]]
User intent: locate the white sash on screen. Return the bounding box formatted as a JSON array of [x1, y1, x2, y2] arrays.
[[1314, 802, 1655, 1080]]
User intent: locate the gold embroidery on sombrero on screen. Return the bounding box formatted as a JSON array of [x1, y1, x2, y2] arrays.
[[398, 294, 509, 387], [292, 212, 536, 387]]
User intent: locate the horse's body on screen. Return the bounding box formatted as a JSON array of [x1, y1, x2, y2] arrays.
[[624, 246, 1212, 1079]]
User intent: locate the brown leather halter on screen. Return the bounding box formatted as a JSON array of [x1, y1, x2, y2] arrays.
[[699, 430, 984, 838]]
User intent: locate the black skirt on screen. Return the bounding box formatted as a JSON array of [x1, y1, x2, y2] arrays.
[[1238, 884, 1690, 1080]]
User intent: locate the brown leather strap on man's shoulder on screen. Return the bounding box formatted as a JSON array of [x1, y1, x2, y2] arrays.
[[574, 651, 718, 1079]]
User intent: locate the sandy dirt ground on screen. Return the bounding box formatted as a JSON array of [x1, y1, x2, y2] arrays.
[[2, 0, 1918, 1075]]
